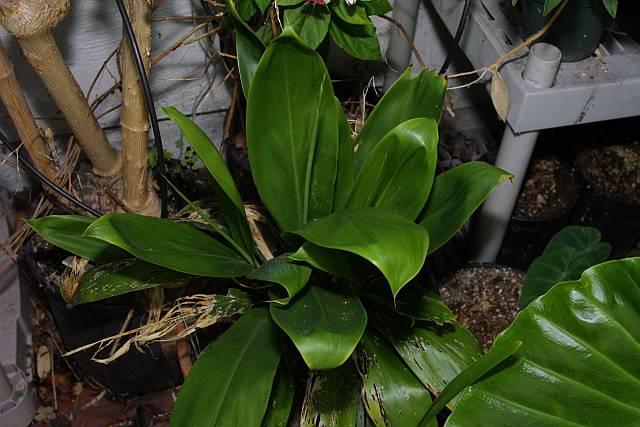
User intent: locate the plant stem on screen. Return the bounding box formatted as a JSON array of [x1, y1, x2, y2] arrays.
[[121, 0, 160, 215], [0, 40, 57, 180], [0, 0, 121, 177]]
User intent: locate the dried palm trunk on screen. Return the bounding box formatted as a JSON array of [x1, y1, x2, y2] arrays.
[[120, 0, 159, 215], [0, 0, 121, 176], [0, 40, 57, 180]]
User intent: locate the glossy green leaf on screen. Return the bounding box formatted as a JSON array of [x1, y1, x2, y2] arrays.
[[235, 27, 265, 96], [164, 107, 256, 257], [236, 0, 258, 20], [285, 6, 331, 49], [603, 0, 617, 17], [332, 2, 371, 26], [289, 243, 355, 280], [447, 258, 640, 426], [361, 0, 392, 15], [376, 284, 456, 325], [371, 310, 482, 397], [171, 308, 281, 427], [264, 363, 295, 427], [71, 259, 189, 306], [27, 215, 127, 263], [270, 286, 367, 370], [521, 226, 611, 307], [421, 340, 522, 425], [301, 360, 362, 427], [279, 0, 305, 5], [329, 19, 382, 61], [419, 162, 511, 255], [358, 330, 434, 427], [255, 0, 272, 14], [346, 118, 438, 221], [355, 68, 446, 173], [247, 31, 349, 232], [543, 0, 563, 15], [248, 257, 311, 304], [85, 214, 252, 277], [292, 208, 429, 297]]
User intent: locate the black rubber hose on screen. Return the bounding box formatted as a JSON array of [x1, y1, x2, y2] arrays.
[[440, 0, 473, 74], [0, 131, 101, 217], [115, 0, 168, 217]]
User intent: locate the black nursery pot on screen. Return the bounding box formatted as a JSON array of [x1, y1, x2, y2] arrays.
[[570, 145, 640, 258], [22, 239, 183, 396], [498, 158, 580, 270], [521, 0, 608, 62]]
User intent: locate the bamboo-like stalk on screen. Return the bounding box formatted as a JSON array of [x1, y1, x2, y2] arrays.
[[0, 0, 121, 177], [0, 39, 57, 180], [120, 0, 159, 215]]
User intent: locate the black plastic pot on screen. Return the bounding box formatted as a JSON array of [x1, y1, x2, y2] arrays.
[[21, 239, 183, 397], [521, 0, 608, 62], [498, 159, 580, 270], [570, 147, 640, 258]]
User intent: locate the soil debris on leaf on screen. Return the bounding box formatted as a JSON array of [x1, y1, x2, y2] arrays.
[[439, 265, 524, 352]]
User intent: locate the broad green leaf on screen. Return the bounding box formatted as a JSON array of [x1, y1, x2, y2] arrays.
[[164, 107, 256, 257], [248, 257, 311, 304], [355, 68, 446, 173], [289, 243, 355, 280], [371, 309, 482, 397], [171, 308, 281, 427], [264, 363, 295, 427], [27, 215, 127, 263], [329, 19, 382, 61], [331, 2, 371, 26], [85, 214, 252, 277], [346, 118, 438, 221], [361, 0, 392, 15], [521, 226, 611, 307], [255, 0, 272, 14], [543, 0, 563, 15], [236, 0, 258, 20], [270, 286, 367, 370], [358, 330, 434, 427], [247, 31, 348, 232], [292, 208, 429, 297], [301, 360, 362, 427], [285, 6, 331, 49], [334, 91, 355, 211], [447, 258, 640, 426], [279, 0, 305, 5], [603, 0, 617, 17], [366, 284, 455, 325], [421, 341, 521, 425], [419, 162, 511, 255], [235, 27, 265, 96], [71, 259, 189, 306]]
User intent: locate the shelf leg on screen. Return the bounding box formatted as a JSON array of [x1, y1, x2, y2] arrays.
[[470, 126, 539, 262]]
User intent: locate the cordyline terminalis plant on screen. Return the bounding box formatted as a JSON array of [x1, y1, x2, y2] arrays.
[[29, 31, 514, 425], [0, 0, 159, 214]]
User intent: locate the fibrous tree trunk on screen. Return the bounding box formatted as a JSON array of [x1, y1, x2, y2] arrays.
[[0, 39, 57, 180], [120, 0, 159, 215], [0, 0, 121, 177]]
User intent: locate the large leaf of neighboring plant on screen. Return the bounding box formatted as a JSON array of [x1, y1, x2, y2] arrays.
[[447, 257, 640, 426], [520, 225, 611, 307]]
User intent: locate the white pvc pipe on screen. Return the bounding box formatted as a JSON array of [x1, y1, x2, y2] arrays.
[[383, 0, 421, 90], [470, 43, 562, 262]]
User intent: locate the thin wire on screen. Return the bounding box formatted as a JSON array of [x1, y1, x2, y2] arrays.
[[440, 0, 472, 74], [0, 131, 101, 217], [115, 0, 168, 218]]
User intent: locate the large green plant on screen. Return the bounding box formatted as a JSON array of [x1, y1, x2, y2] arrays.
[[29, 31, 510, 425]]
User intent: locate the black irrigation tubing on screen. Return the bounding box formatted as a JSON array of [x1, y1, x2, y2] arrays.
[[115, 0, 169, 218], [440, 0, 472, 75], [0, 131, 102, 217]]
